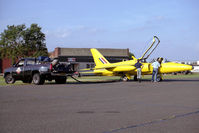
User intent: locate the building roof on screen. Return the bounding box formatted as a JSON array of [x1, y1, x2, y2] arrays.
[[50, 47, 129, 58]]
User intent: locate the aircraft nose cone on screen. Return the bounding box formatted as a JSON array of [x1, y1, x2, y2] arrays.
[[179, 64, 193, 71], [160, 63, 193, 73]]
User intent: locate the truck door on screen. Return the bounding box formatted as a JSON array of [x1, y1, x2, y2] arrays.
[[12, 59, 25, 80]]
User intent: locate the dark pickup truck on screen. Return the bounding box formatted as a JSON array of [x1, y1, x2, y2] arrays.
[[3, 57, 75, 85]]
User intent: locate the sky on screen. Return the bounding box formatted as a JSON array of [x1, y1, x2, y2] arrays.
[[0, 0, 199, 61]]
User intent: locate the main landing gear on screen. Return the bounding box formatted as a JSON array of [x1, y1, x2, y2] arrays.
[[156, 75, 163, 82], [121, 75, 138, 82], [121, 75, 163, 82], [121, 75, 129, 82]]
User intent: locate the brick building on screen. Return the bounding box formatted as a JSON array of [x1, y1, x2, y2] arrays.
[[0, 58, 13, 73]]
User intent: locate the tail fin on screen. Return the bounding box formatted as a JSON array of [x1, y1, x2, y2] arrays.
[[90, 48, 110, 66]]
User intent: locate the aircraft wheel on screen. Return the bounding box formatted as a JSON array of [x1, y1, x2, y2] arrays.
[[156, 75, 162, 82], [121, 76, 129, 82]]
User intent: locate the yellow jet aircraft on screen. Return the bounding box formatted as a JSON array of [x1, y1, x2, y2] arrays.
[[83, 36, 193, 81]]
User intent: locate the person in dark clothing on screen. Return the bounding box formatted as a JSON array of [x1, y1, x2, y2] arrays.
[[134, 59, 143, 83]]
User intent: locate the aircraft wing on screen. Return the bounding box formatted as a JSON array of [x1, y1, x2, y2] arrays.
[[107, 66, 136, 72], [94, 64, 136, 72], [81, 64, 136, 72], [94, 63, 131, 69]]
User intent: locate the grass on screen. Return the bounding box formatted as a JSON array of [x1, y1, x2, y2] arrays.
[[142, 73, 199, 80], [0, 75, 120, 86], [0, 73, 199, 86], [0, 76, 24, 86]]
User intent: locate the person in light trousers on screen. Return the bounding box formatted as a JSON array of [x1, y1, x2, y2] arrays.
[[151, 58, 161, 82], [134, 59, 143, 83]]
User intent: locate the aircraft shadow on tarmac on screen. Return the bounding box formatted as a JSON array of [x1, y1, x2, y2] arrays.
[[45, 78, 199, 85], [160, 79, 199, 82], [45, 79, 121, 85], [133, 79, 199, 82], [128, 79, 199, 83]]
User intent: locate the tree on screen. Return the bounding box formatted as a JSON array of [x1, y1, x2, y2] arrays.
[[0, 24, 26, 62], [22, 24, 48, 57], [0, 24, 48, 62]]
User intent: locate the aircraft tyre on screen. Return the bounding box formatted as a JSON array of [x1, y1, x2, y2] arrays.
[[156, 75, 163, 82], [121, 76, 129, 82]]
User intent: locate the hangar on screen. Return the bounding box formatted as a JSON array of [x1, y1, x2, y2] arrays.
[[49, 47, 130, 71]]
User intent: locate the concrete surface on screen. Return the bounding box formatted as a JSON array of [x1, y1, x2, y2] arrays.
[[0, 79, 199, 133]]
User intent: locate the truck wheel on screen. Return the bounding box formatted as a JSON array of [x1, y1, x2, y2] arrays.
[[5, 74, 15, 84], [32, 73, 45, 85], [55, 77, 66, 84]]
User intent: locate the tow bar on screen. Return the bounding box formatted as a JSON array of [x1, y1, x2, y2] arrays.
[[70, 75, 82, 83]]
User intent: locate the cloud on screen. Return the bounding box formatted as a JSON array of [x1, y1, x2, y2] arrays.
[[74, 25, 107, 35], [122, 15, 170, 33], [145, 15, 168, 25], [127, 25, 154, 32], [45, 28, 71, 39], [60, 32, 70, 38], [45, 25, 107, 39]]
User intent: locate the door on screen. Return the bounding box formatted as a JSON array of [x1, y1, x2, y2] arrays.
[[12, 59, 25, 80]]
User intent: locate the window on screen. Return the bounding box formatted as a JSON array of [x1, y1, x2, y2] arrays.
[[16, 60, 25, 67], [27, 59, 35, 66]]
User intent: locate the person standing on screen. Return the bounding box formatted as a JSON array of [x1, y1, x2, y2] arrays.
[[151, 58, 161, 82], [134, 59, 143, 83]]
